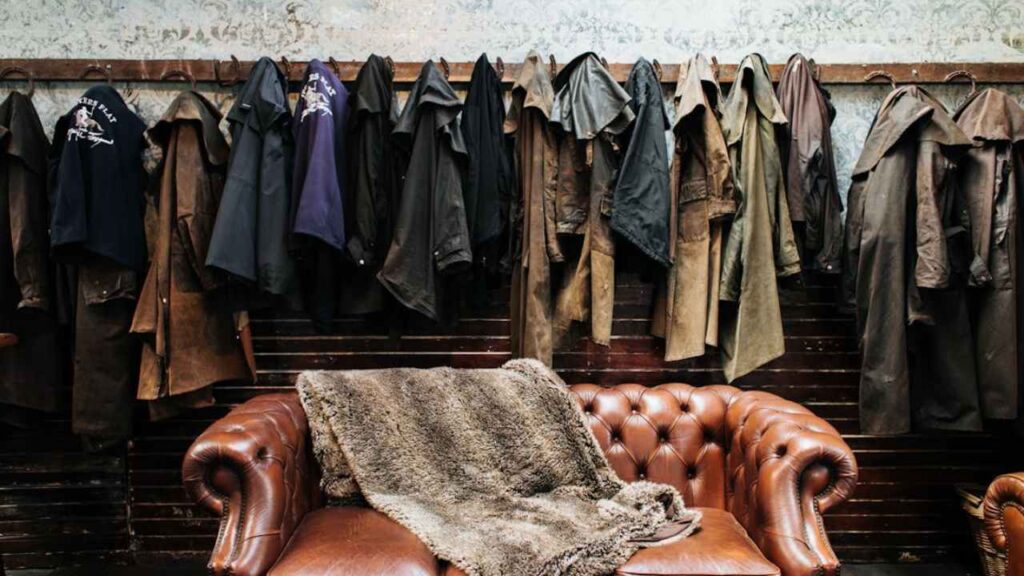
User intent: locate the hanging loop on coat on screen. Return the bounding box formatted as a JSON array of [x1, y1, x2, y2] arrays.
[[549, 54, 557, 77], [161, 69, 197, 91], [328, 57, 341, 78], [0, 66, 35, 98], [439, 57, 451, 80], [495, 56, 505, 80], [214, 55, 242, 87], [81, 63, 113, 84], [944, 69, 978, 95], [652, 59, 664, 82], [863, 70, 897, 89]]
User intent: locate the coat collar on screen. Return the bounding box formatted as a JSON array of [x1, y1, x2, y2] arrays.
[[510, 50, 554, 119], [0, 91, 48, 176], [720, 53, 787, 146], [853, 86, 970, 176], [393, 60, 462, 138], [148, 90, 229, 166], [551, 52, 634, 139], [673, 54, 723, 128], [954, 88, 1024, 144], [351, 54, 395, 118], [225, 56, 290, 132]]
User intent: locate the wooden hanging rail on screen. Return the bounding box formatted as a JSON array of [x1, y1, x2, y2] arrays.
[[0, 58, 1023, 85]]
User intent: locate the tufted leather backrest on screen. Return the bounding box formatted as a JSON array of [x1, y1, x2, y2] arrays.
[[570, 383, 741, 510]]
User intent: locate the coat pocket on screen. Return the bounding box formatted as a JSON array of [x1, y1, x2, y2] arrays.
[[80, 262, 138, 305], [679, 178, 710, 243]]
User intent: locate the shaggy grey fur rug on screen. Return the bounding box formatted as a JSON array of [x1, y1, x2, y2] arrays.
[[296, 359, 701, 576]]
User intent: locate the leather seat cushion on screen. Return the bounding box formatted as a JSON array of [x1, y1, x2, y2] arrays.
[[269, 506, 441, 576], [616, 508, 780, 576], [270, 507, 776, 576]]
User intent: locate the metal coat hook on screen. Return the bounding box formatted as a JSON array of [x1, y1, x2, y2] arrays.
[[0, 66, 35, 98], [549, 54, 557, 77], [710, 56, 721, 81], [864, 70, 897, 89], [600, 56, 609, 70], [808, 57, 821, 82], [652, 59, 664, 82], [328, 57, 341, 78], [384, 56, 395, 76], [161, 69, 197, 90], [944, 69, 978, 94], [81, 63, 113, 84], [439, 57, 450, 80], [279, 56, 293, 80], [214, 54, 242, 87], [495, 56, 505, 80]]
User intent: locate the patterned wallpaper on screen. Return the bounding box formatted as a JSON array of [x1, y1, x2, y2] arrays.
[[1, 0, 1023, 199]]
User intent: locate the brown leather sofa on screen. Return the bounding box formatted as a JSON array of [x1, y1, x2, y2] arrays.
[[183, 382, 858, 576], [985, 472, 1024, 575]]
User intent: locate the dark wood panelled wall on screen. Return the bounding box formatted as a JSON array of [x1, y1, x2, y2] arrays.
[[3, 263, 1021, 570]]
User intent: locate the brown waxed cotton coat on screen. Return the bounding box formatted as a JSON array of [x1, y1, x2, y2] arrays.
[[954, 88, 1024, 421], [652, 54, 735, 362], [550, 53, 634, 347], [131, 91, 253, 420], [508, 51, 560, 365], [0, 91, 60, 425], [842, 85, 977, 434], [776, 53, 843, 272], [718, 54, 800, 382]]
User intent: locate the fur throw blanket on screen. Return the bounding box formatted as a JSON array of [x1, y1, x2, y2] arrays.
[[296, 359, 700, 576]]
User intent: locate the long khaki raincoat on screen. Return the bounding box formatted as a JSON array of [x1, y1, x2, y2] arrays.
[[652, 54, 736, 362], [718, 54, 800, 382]]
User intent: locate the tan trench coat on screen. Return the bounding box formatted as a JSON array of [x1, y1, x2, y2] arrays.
[[652, 54, 736, 361], [508, 51, 560, 365], [717, 54, 800, 382], [131, 91, 253, 420], [954, 88, 1024, 420]]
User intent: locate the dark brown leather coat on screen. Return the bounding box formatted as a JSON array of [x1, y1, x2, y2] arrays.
[[550, 53, 634, 347], [131, 91, 253, 420], [0, 91, 60, 424], [954, 88, 1024, 421], [508, 51, 559, 365], [843, 85, 977, 434], [776, 54, 843, 272], [652, 54, 735, 362], [718, 54, 800, 382]]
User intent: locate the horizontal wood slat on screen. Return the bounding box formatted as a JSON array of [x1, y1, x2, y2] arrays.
[[0, 58, 1023, 85]]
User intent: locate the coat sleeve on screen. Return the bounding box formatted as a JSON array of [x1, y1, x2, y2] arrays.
[[176, 124, 223, 292], [433, 127, 472, 274], [913, 140, 952, 289], [8, 156, 50, 310], [346, 116, 382, 266]]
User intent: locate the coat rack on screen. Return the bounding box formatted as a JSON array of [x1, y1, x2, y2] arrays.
[[0, 58, 1022, 86]]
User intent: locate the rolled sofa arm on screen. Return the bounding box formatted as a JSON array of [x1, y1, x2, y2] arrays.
[[725, 391, 858, 576], [985, 472, 1024, 576], [182, 393, 320, 576]]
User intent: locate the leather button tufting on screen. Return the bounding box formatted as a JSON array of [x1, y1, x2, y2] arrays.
[[687, 467, 697, 479]]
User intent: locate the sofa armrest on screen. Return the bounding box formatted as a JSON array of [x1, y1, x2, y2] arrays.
[[725, 391, 858, 576], [182, 393, 320, 576], [986, 472, 1024, 576]]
